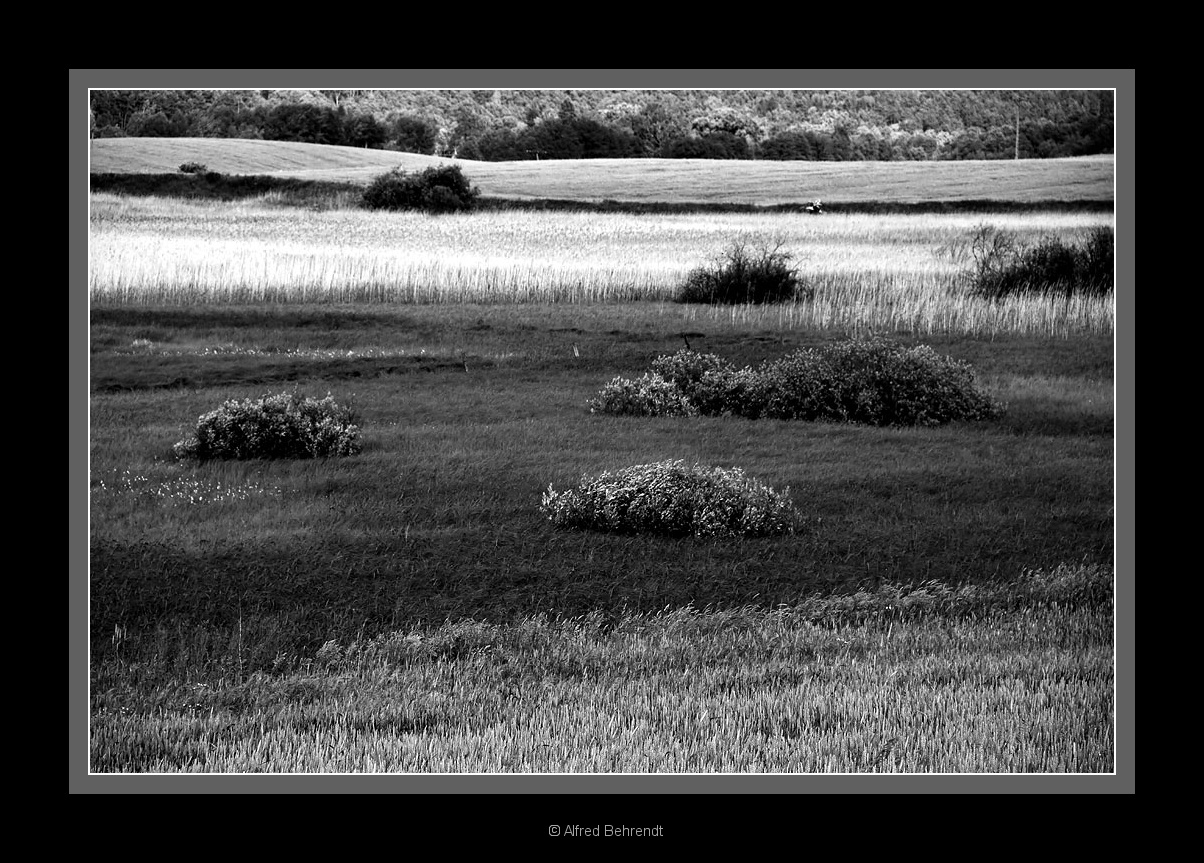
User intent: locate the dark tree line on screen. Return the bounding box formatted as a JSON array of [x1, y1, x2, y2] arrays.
[[89, 89, 1115, 162]]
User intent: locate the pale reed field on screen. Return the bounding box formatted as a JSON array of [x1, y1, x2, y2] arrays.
[[88, 193, 1115, 336]]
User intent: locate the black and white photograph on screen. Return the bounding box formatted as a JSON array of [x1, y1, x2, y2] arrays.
[[72, 70, 1131, 793]]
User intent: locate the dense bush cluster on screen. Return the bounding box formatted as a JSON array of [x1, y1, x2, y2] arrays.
[[361, 165, 480, 214], [968, 224, 1114, 300], [177, 161, 208, 173], [590, 338, 1003, 427], [541, 460, 796, 537], [173, 392, 361, 461], [676, 240, 809, 305]]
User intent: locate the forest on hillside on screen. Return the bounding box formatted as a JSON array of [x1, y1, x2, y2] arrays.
[[89, 89, 1115, 163]]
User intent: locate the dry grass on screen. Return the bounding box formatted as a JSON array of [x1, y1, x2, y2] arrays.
[[89, 194, 1113, 336]]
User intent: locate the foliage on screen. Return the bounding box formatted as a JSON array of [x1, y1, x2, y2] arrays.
[[361, 164, 480, 213], [764, 338, 1003, 426], [663, 132, 750, 159], [967, 224, 1114, 300], [593, 339, 1004, 426], [178, 161, 208, 173], [676, 240, 809, 305], [89, 89, 1114, 161], [540, 460, 796, 538], [389, 115, 438, 155], [172, 391, 361, 461], [586, 373, 700, 417]]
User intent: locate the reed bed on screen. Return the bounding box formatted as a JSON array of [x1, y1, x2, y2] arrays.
[[89, 193, 1113, 335]]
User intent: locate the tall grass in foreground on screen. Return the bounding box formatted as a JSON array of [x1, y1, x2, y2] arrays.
[[91, 564, 1112, 774], [88, 194, 1113, 336]]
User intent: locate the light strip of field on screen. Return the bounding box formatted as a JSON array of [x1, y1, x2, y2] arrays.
[[88, 195, 1114, 336]]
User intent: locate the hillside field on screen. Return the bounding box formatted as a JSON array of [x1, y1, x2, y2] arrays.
[[88, 138, 1115, 206]]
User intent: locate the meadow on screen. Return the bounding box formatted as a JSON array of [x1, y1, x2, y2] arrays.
[[87, 141, 1118, 777], [87, 138, 1115, 206], [90, 194, 1113, 337]]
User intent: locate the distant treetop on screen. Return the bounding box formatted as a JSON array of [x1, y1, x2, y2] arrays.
[[90, 89, 1115, 163]]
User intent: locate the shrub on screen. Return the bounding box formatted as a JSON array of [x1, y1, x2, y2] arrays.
[[587, 373, 700, 417], [589, 338, 1004, 427], [172, 391, 361, 461], [540, 460, 796, 537], [801, 337, 1002, 426], [361, 164, 480, 214], [649, 350, 736, 414], [967, 224, 1114, 300], [757, 349, 845, 421], [676, 240, 809, 304], [178, 161, 208, 174]]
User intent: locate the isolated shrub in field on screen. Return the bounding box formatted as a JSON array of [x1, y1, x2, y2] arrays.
[[178, 161, 208, 174], [173, 391, 361, 461], [587, 373, 700, 417], [541, 460, 796, 537], [967, 224, 1114, 300], [361, 164, 480, 214], [676, 240, 809, 305], [591, 338, 1003, 427]]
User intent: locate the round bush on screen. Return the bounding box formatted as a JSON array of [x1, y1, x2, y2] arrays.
[[361, 164, 480, 214], [540, 460, 796, 537], [173, 391, 361, 461], [676, 240, 809, 305], [761, 337, 1003, 426]]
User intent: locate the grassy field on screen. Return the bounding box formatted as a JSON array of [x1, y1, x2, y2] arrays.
[[88, 138, 1116, 205], [86, 140, 1119, 779]]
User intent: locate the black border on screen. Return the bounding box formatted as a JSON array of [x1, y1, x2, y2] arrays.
[[71, 70, 1134, 797]]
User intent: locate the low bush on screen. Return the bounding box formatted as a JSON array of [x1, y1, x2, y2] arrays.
[[590, 338, 1003, 427], [967, 224, 1113, 300], [361, 164, 480, 214], [540, 460, 796, 537], [587, 373, 700, 417], [676, 240, 809, 304], [777, 338, 1001, 426], [178, 161, 208, 174], [173, 391, 361, 461]]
